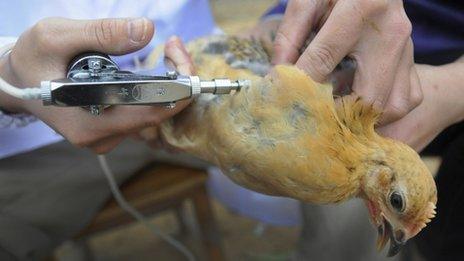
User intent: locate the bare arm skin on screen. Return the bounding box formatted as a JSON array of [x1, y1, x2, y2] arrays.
[[378, 60, 464, 151]]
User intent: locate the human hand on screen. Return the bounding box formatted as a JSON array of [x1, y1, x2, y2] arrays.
[[273, 0, 423, 125], [136, 36, 195, 150], [377, 63, 464, 151], [245, 18, 283, 57], [0, 17, 191, 153]]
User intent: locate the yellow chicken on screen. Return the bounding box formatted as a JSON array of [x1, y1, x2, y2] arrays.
[[147, 35, 437, 256]]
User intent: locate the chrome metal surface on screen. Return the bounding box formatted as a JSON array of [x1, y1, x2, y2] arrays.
[[41, 52, 249, 112]]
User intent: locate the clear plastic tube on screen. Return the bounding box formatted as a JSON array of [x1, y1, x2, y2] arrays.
[[97, 155, 196, 261]]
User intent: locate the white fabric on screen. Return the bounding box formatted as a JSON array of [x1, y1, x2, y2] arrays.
[[0, 0, 216, 158], [0, 37, 17, 54]]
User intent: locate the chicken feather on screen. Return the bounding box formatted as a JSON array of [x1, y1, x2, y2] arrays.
[[147, 35, 437, 256]]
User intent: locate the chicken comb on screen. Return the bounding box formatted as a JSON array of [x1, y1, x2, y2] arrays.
[[411, 202, 437, 237]]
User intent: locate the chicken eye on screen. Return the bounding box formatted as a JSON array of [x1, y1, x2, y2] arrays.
[[390, 192, 405, 212]]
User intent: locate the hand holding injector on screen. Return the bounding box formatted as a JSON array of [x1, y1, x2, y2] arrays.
[[41, 52, 249, 115]]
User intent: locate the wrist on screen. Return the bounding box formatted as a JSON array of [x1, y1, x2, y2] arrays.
[[437, 62, 464, 125], [417, 63, 464, 128]]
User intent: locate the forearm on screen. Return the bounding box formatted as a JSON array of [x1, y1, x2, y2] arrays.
[[441, 60, 464, 124], [419, 60, 464, 126]]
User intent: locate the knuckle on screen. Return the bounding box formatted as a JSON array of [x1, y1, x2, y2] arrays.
[[32, 18, 59, 50], [273, 31, 301, 63], [274, 31, 296, 51], [90, 19, 120, 49], [388, 16, 412, 39], [357, 0, 388, 15], [382, 17, 412, 53], [31, 19, 48, 36], [275, 30, 288, 41], [305, 44, 336, 79], [385, 100, 410, 119], [32, 18, 55, 34], [410, 87, 423, 108]]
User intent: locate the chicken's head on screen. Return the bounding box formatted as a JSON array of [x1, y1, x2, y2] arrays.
[[360, 141, 437, 256]]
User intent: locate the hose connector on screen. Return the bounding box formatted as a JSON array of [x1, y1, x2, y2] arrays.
[[199, 78, 249, 94]]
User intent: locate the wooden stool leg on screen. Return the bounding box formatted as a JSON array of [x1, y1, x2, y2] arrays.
[[192, 186, 224, 261]]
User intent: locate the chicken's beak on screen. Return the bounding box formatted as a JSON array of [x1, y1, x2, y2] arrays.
[[377, 216, 406, 257], [376, 219, 388, 251]]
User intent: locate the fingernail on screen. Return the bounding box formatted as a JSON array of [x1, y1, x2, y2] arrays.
[[128, 18, 148, 43], [166, 36, 182, 49], [167, 35, 179, 43]]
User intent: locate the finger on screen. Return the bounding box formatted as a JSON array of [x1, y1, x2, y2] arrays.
[[408, 65, 423, 112], [30, 101, 188, 148], [295, 1, 365, 82], [138, 126, 159, 141], [89, 135, 126, 154], [78, 17, 154, 55], [32, 17, 155, 58], [164, 36, 195, 75], [272, 0, 319, 64], [97, 102, 190, 135], [351, 4, 412, 110], [378, 40, 415, 125]]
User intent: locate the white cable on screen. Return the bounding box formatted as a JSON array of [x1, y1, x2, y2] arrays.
[[97, 155, 196, 261], [0, 43, 42, 100], [0, 76, 42, 100]]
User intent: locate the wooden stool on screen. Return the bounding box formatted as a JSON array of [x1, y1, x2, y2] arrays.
[[75, 163, 224, 261]]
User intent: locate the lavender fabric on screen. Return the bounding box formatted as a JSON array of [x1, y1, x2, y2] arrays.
[[405, 0, 464, 63]]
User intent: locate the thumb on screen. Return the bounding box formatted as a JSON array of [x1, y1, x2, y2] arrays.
[[75, 17, 154, 55], [38, 17, 154, 56]]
